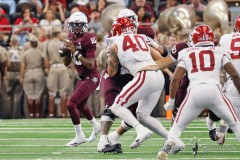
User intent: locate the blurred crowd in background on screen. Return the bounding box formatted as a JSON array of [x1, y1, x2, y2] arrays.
[[0, 0, 239, 119]]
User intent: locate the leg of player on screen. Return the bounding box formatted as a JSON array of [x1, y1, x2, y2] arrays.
[[65, 104, 86, 147], [217, 120, 228, 145], [79, 105, 101, 142], [206, 111, 221, 141], [97, 113, 114, 153], [107, 121, 131, 153]]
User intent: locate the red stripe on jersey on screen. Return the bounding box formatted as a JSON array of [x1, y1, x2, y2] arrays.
[[116, 71, 143, 104], [120, 71, 146, 106], [176, 89, 191, 123], [217, 85, 238, 121]]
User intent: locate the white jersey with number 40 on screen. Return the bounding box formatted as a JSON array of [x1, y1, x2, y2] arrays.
[[220, 33, 240, 77], [108, 34, 155, 77], [177, 46, 231, 89]]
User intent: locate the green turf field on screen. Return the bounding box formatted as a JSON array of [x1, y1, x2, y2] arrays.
[[0, 118, 239, 160]]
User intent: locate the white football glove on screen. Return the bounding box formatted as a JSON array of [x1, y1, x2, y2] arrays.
[[164, 98, 175, 111], [144, 36, 159, 49]]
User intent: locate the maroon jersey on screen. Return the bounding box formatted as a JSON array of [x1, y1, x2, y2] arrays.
[[67, 32, 99, 77]]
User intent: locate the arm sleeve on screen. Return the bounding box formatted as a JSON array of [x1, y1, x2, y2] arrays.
[[85, 34, 97, 59], [177, 59, 186, 69], [222, 53, 232, 66]]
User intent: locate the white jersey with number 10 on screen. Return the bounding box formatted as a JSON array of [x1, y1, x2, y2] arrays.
[[177, 46, 231, 89], [108, 34, 155, 77]]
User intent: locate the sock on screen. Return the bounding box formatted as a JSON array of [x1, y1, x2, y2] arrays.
[[110, 104, 140, 129], [99, 134, 108, 144], [206, 117, 216, 130], [137, 112, 168, 139], [89, 117, 99, 130], [74, 124, 83, 138], [109, 130, 120, 145], [218, 120, 228, 133]]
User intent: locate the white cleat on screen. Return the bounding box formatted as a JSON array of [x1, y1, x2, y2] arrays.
[[65, 136, 86, 147], [130, 128, 153, 148], [87, 123, 101, 142], [157, 151, 168, 160], [169, 139, 185, 154], [217, 132, 225, 145]]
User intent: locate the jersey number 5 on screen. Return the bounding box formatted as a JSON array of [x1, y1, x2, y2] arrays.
[[189, 50, 215, 73], [230, 38, 240, 59], [122, 35, 148, 52]]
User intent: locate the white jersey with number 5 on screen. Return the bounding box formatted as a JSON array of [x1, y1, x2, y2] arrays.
[[177, 45, 231, 89], [108, 34, 155, 77], [220, 33, 240, 77]]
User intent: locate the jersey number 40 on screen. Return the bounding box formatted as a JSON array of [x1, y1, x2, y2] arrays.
[[122, 35, 148, 52]]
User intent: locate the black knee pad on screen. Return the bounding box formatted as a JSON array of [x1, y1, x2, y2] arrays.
[[101, 106, 115, 121], [208, 111, 221, 122]]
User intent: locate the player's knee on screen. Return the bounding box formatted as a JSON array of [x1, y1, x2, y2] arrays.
[[137, 112, 149, 124], [121, 121, 132, 130], [109, 104, 121, 115], [67, 99, 76, 111], [101, 106, 115, 121]]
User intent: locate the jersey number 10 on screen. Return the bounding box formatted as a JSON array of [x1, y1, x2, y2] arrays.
[[189, 50, 215, 73], [122, 35, 148, 52]]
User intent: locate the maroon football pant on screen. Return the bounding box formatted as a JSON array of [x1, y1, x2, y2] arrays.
[[68, 76, 100, 125]]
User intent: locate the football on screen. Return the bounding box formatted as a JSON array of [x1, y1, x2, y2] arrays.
[[59, 40, 71, 57]]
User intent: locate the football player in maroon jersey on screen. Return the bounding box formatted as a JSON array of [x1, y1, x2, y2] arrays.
[[62, 12, 101, 147]]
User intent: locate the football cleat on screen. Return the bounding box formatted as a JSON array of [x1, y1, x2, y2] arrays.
[[130, 129, 153, 148], [168, 139, 185, 154], [113, 143, 123, 153], [209, 128, 218, 141], [217, 132, 225, 145], [65, 136, 86, 147], [87, 123, 101, 142], [98, 144, 116, 153], [157, 150, 168, 160]]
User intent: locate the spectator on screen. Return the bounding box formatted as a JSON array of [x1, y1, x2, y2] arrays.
[[20, 34, 46, 118], [188, 0, 206, 21], [0, 7, 11, 34], [0, 7, 11, 47], [43, 0, 65, 22], [42, 0, 67, 9], [75, 0, 91, 20], [39, 10, 62, 34], [14, 6, 38, 46], [6, 35, 24, 118], [0, 0, 16, 15], [63, 6, 80, 32], [96, 0, 107, 13], [159, 0, 178, 13], [18, 0, 43, 15], [130, 0, 155, 22], [88, 9, 104, 33], [136, 6, 151, 28]]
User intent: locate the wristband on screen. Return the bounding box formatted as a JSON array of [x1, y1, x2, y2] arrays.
[[151, 40, 159, 49]]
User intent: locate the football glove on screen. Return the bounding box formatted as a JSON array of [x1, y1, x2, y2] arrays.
[[144, 36, 159, 49], [164, 98, 175, 111]]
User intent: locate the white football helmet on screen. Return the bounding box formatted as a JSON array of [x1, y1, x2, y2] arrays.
[[68, 12, 88, 35], [117, 9, 139, 28]]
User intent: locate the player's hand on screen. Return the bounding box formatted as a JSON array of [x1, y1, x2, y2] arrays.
[[65, 40, 76, 54], [164, 98, 175, 111], [144, 36, 158, 49]]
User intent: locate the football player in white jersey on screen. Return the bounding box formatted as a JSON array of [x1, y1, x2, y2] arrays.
[[107, 17, 180, 149], [212, 15, 240, 145], [157, 25, 240, 160]]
